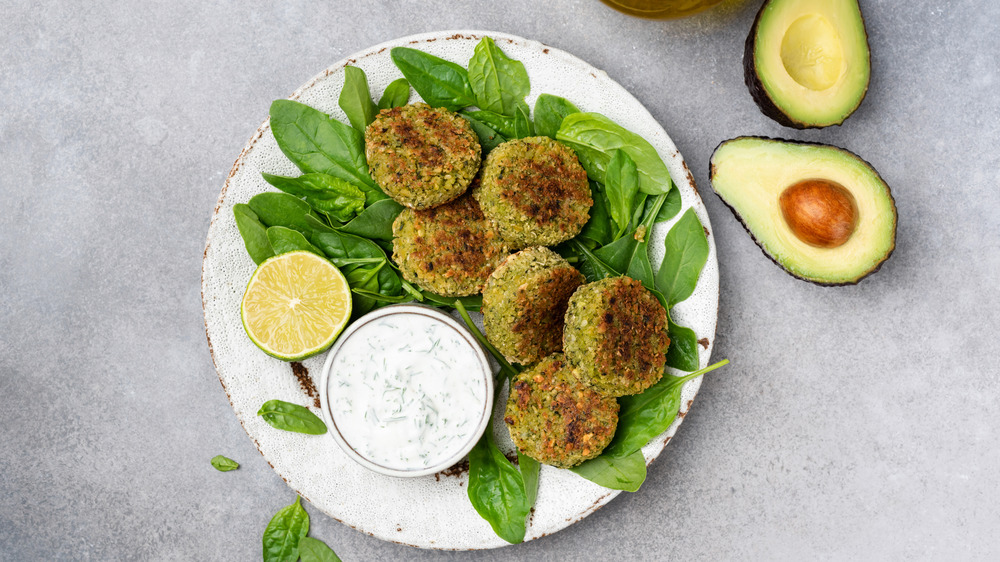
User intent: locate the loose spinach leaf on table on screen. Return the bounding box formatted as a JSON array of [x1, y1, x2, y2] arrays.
[[266, 227, 324, 257], [467, 36, 530, 117], [605, 150, 641, 239], [298, 536, 341, 562], [655, 208, 709, 307], [390, 47, 477, 110], [262, 496, 309, 562], [210, 455, 239, 472], [569, 449, 647, 492], [467, 428, 531, 544], [269, 100, 375, 190], [603, 359, 729, 459], [248, 192, 334, 236], [557, 112, 673, 195], [665, 318, 700, 371], [258, 400, 327, 435], [534, 94, 580, 139], [339, 199, 405, 241], [377, 78, 411, 111], [261, 173, 366, 223], [233, 204, 275, 265], [338, 65, 379, 133], [460, 113, 507, 155]]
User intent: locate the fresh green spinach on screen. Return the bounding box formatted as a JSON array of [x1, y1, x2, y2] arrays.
[[298, 536, 341, 562], [518, 452, 540, 508], [248, 192, 334, 236], [210, 455, 239, 472], [569, 449, 647, 492], [310, 230, 387, 267], [605, 150, 641, 239], [338, 65, 379, 133], [557, 112, 673, 195], [467, 37, 530, 117], [655, 208, 709, 307], [576, 182, 613, 248], [513, 101, 534, 138], [266, 227, 324, 257], [665, 319, 700, 371], [339, 199, 405, 241], [262, 496, 309, 562], [233, 204, 275, 265], [269, 100, 375, 190], [390, 47, 477, 110], [377, 78, 411, 110], [467, 428, 531, 544], [261, 173, 366, 223], [534, 94, 580, 139], [257, 400, 327, 435], [462, 109, 516, 138], [653, 187, 682, 224], [460, 113, 507, 154]]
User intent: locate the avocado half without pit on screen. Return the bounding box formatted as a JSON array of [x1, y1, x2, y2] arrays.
[[744, 0, 871, 128], [709, 137, 896, 285]]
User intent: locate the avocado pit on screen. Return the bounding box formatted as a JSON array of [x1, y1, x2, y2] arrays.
[[779, 179, 858, 248]]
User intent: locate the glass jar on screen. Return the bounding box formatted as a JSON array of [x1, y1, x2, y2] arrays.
[[601, 0, 725, 19]]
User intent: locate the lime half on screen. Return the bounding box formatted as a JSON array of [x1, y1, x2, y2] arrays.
[[240, 250, 352, 361]]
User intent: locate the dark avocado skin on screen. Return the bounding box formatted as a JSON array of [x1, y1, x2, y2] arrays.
[[743, 0, 872, 130], [709, 136, 897, 286]]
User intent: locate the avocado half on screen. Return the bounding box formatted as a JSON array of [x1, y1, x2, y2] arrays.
[[744, 0, 871, 129], [710, 137, 896, 285]]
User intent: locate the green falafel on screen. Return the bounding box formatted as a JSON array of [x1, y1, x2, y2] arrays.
[[563, 277, 670, 397], [365, 103, 481, 210], [504, 354, 619, 468], [474, 137, 592, 248], [482, 247, 585, 365], [392, 193, 508, 297]]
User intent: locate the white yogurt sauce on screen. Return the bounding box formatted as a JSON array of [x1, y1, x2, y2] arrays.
[[328, 314, 488, 470]]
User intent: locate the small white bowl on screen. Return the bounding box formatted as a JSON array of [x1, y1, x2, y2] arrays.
[[319, 304, 494, 477]]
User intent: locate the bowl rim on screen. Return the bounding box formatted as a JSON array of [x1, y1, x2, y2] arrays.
[[318, 303, 495, 478]]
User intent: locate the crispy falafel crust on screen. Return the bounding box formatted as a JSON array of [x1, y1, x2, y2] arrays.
[[504, 354, 619, 468], [474, 137, 592, 248], [482, 247, 585, 366], [365, 103, 481, 210], [563, 277, 670, 397], [392, 193, 509, 296]]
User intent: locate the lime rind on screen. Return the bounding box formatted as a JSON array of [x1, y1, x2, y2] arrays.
[[240, 250, 352, 361]]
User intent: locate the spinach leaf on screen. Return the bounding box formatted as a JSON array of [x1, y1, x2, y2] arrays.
[[517, 451, 540, 508], [665, 319, 699, 371], [344, 260, 402, 316], [339, 199, 405, 241], [210, 455, 239, 472], [262, 496, 309, 562], [604, 359, 728, 458], [338, 65, 379, 133], [269, 100, 375, 190], [605, 150, 641, 239], [557, 112, 672, 195], [298, 536, 341, 562], [467, 37, 530, 117], [266, 227, 324, 257], [248, 192, 334, 236], [653, 187, 682, 224], [460, 113, 507, 155], [577, 181, 613, 248], [534, 94, 580, 139], [421, 291, 484, 312], [513, 101, 534, 139], [655, 208, 709, 307], [390, 47, 477, 110], [569, 449, 646, 492], [310, 230, 388, 267], [262, 172, 366, 223], [257, 400, 327, 435], [467, 428, 531, 544], [377, 78, 411, 111], [233, 204, 275, 265], [592, 193, 666, 290], [463, 109, 516, 138], [571, 240, 619, 283]]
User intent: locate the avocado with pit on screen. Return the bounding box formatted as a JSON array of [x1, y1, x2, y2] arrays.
[[710, 137, 896, 285], [744, 0, 871, 129]]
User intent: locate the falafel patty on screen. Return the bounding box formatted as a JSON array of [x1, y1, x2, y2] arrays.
[[482, 247, 585, 365], [392, 193, 508, 297], [365, 103, 481, 210], [504, 354, 619, 468], [473, 137, 592, 248], [563, 277, 670, 397]]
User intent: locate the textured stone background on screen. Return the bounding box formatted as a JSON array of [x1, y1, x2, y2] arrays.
[[2, 0, 998, 559]]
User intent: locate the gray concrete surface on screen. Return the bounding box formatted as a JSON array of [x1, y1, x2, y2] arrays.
[[2, 0, 998, 559]]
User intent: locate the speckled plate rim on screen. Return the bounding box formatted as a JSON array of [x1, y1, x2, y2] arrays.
[[202, 29, 719, 550]]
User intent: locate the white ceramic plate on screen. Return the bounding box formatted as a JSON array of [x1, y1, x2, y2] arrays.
[[202, 30, 719, 550]]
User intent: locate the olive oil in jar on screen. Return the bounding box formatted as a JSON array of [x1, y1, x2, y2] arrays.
[[600, 0, 724, 19]]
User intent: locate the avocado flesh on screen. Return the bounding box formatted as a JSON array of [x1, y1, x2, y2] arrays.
[[744, 0, 871, 129], [710, 137, 896, 285]]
